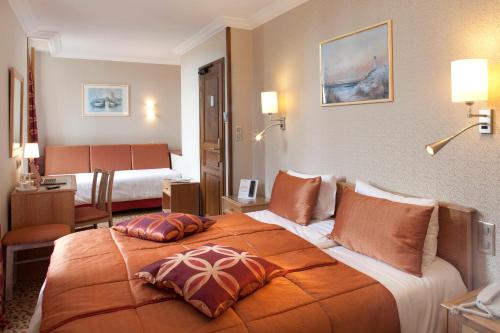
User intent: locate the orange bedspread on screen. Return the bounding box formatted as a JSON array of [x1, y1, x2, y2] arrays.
[[41, 213, 399, 333]]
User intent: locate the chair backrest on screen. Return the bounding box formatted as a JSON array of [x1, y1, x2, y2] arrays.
[[90, 169, 115, 214]]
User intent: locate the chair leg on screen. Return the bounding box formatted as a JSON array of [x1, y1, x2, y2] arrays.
[[5, 246, 15, 301], [108, 217, 113, 228]]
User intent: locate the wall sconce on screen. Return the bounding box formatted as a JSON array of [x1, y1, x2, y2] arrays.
[[255, 91, 286, 141], [146, 100, 156, 121], [426, 59, 493, 156]]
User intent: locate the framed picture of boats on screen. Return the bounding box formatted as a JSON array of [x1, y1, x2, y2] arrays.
[[320, 20, 393, 107], [82, 84, 129, 116]]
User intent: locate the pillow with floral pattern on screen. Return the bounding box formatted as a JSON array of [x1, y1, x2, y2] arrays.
[[113, 212, 215, 242], [137, 243, 285, 318]]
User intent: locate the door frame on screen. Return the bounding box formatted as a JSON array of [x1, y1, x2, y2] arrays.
[[198, 57, 228, 215]]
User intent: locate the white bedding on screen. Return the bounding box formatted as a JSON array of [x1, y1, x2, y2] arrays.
[[245, 209, 336, 248], [72, 168, 182, 206]]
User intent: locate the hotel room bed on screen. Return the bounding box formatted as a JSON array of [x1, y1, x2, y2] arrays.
[[29, 206, 468, 333], [73, 168, 181, 206], [45, 144, 182, 211]]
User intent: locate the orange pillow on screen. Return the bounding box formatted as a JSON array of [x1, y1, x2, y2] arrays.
[[268, 171, 321, 225], [332, 188, 433, 276]]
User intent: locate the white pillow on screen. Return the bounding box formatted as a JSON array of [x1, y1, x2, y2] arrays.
[[287, 170, 337, 220], [355, 180, 439, 267]]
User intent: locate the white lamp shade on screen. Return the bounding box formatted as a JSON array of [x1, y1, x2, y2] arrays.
[[451, 59, 488, 103], [261, 91, 278, 114], [23, 143, 40, 159]]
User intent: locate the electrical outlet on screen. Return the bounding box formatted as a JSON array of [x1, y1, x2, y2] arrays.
[[478, 109, 492, 134], [236, 126, 243, 141], [478, 221, 496, 256]]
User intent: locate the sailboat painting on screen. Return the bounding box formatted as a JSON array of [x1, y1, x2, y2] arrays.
[[83, 84, 129, 116], [320, 20, 393, 106]]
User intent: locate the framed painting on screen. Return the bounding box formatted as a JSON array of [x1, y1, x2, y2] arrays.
[[320, 20, 393, 107], [82, 84, 129, 116]]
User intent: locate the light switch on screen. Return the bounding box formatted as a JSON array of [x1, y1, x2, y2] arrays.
[[478, 221, 496, 256], [235, 126, 243, 141]]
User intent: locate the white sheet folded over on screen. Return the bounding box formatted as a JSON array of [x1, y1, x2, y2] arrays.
[[72, 168, 182, 206], [246, 209, 336, 248], [325, 246, 467, 333]]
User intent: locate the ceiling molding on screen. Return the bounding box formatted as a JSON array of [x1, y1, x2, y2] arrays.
[[173, 16, 248, 55], [174, 0, 309, 56], [247, 0, 309, 29], [50, 52, 181, 66], [8, 0, 37, 35], [30, 31, 62, 56]]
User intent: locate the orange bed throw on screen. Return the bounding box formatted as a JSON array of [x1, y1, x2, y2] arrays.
[[41, 213, 399, 333]]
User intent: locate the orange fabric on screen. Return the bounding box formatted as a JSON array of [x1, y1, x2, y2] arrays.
[[41, 213, 399, 333], [131, 144, 170, 170], [268, 171, 321, 225], [2, 224, 70, 246], [45, 146, 90, 175], [332, 188, 433, 276], [90, 145, 131, 171], [75, 207, 109, 223]]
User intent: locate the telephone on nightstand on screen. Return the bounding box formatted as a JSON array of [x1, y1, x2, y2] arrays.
[[456, 282, 500, 319]]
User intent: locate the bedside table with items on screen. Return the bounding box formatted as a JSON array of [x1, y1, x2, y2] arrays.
[[162, 179, 200, 215], [221, 195, 268, 214], [442, 288, 500, 333]]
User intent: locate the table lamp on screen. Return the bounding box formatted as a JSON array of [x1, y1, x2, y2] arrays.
[[23, 142, 41, 185]]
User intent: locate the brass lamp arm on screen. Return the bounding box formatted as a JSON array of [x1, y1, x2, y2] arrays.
[[426, 122, 489, 156]]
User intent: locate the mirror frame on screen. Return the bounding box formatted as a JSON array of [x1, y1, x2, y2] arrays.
[[9, 67, 24, 158]]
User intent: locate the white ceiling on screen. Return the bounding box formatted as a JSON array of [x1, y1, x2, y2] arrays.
[[9, 0, 308, 65]]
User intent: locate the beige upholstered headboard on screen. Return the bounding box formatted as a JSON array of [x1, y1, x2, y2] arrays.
[[336, 182, 474, 290]]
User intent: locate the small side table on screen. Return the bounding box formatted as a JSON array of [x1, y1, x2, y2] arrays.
[[11, 175, 77, 231], [442, 288, 500, 333], [162, 180, 200, 215], [221, 195, 268, 214]]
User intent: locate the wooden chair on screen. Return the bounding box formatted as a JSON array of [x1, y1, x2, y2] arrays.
[[75, 169, 115, 229], [2, 224, 71, 300]]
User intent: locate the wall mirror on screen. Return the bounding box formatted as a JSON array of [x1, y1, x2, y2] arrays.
[[9, 67, 24, 158]]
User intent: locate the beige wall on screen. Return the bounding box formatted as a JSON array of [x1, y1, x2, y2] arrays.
[[0, 0, 27, 236], [230, 29, 258, 194], [252, 0, 500, 287], [36, 53, 181, 154], [180, 30, 226, 181]]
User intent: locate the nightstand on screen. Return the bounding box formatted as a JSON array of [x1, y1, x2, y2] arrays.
[[162, 180, 200, 215], [11, 175, 77, 230], [442, 288, 500, 333], [221, 195, 268, 214]]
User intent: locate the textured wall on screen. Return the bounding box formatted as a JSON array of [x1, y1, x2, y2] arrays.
[[36, 53, 181, 152], [0, 0, 27, 236], [230, 29, 257, 194], [252, 0, 500, 286]]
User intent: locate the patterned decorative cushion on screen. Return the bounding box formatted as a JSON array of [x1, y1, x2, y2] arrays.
[[137, 244, 285, 318], [113, 212, 215, 242]]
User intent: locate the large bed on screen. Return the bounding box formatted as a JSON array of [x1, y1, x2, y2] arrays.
[[30, 182, 473, 333]]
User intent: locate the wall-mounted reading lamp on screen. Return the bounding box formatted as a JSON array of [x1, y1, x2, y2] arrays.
[[255, 91, 286, 141], [426, 59, 493, 156]]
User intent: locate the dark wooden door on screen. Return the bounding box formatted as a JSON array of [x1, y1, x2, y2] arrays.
[[199, 59, 225, 216]]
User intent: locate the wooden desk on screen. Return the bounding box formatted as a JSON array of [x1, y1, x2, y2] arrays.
[[11, 175, 77, 230], [442, 289, 500, 333], [221, 195, 268, 214]]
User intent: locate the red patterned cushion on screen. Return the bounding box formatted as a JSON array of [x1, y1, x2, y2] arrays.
[[136, 244, 285, 318], [113, 212, 215, 242]]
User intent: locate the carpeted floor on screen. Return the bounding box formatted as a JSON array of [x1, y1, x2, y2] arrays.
[[3, 209, 159, 333]]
